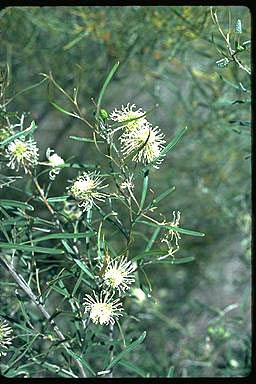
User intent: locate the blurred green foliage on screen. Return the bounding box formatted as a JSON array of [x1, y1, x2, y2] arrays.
[[0, 5, 251, 377]]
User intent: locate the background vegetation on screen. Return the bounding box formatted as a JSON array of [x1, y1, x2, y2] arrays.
[[0, 5, 251, 377]]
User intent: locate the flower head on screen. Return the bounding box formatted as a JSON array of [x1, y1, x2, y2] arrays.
[[46, 148, 65, 180], [0, 319, 13, 356], [83, 291, 123, 326], [120, 124, 165, 168], [100, 256, 136, 294], [5, 136, 39, 174], [67, 171, 108, 211], [110, 103, 149, 131]]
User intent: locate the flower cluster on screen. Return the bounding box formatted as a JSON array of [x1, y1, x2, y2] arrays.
[[5, 136, 39, 174], [99, 255, 136, 295], [67, 171, 109, 212], [83, 255, 136, 326], [83, 291, 124, 326], [0, 319, 13, 357], [110, 103, 166, 168]]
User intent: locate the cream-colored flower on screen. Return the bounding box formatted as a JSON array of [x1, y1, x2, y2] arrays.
[[100, 256, 136, 294], [160, 211, 181, 259], [83, 291, 123, 326], [5, 136, 39, 173], [0, 319, 13, 356], [167, 210, 181, 246], [110, 103, 149, 131], [67, 171, 108, 211], [46, 148, 65, 180], [120, 124, 165, 168]]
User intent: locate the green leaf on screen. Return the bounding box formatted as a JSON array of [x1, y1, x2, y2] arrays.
[[21, 231, 95, 245], [156, 256, 195, 264], [47, 196, 68, 203], [139, 169, 149, 210], [0, 120, 38, 146], [105, 331, 147, 370], [217, 74, 240, 90], [49, 100, 78, 117], [96, 62, 120, 121], [167, 366, 175, 377], [152, 186, 176, 205], [64, 349, 96, 376], [0, 221, 11, 242], [72, 270, 84, 297], [131, 250, 166, 262], [0, 199, 34, 211], [160, 125, 188, 156], [118, 359, 147, 377], [73, 259, 95, 280], [63, 31, 89, 50], [145, 226, 161, 252], [0, 241, 64, 254], [69, 135, 104, 143], [62, 162, 98, 170]]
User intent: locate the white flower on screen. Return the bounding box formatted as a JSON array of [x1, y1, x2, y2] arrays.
[[168, 210, 181, 246], [5, 136, 39, 174], [0, 319, 13, 356], [83, 291, 123, 326], [110, 103, 149, 131], [46, 148, 65, 180], [67, 171, 108, 211], [100, 256, 136, 294], [160, 211, 181, 259], [120, 124, 165, 168]]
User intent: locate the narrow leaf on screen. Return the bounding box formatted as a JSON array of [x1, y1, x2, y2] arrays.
[[0, 199, 34, 211], [73, 259, 95, 280], [50, 100, 78, 117], [118, 359, 147, 377], [105, 331, 146, 370], [153, 186, 176, 205], [69, 135, 104, 143], [0, 121, 38, 146], [96, 62, 120, 121], [0, 242, 64, 254], [21, 231, 95, 245], [139, 169, 149, 210], [64, 349, 96, 376]]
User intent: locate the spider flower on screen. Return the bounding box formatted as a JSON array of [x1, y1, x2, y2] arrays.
[[83, 291, 123, 326], [110, 103, 149, 131], [120, 124, 165, 168], [100, 256, 136, 294], [67, 171, 108, 211], [5, 136, 39, 173]]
